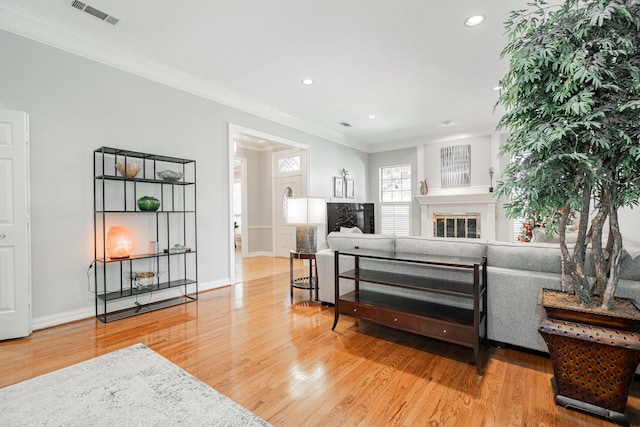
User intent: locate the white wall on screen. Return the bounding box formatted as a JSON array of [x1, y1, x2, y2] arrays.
[[235, 146, 271, 254], [0, 29, 367, 327]]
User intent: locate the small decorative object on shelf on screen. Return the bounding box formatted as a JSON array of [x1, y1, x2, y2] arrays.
[[419, 178, 429, 195], [134, 271, 156, 289], [116, 162, 141, 178], [157, 170, 184, 182], [164, 244, 191, 254], [489, 167, 494, 193], [106, 226, 132, 259], [137, 196, 160, 211]]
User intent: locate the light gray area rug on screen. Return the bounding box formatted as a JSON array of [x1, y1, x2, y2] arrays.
[[0, 343, 271, 426]]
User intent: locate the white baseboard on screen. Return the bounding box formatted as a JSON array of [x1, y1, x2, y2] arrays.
[[245, 251, 274, 257], [32, 279, 230, 331], [32, 307, 95, 331]]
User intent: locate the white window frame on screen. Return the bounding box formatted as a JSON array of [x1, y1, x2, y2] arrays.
[[379, 164, 411, 236]]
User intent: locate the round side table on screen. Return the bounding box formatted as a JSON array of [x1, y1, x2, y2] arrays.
[[289, 250, 318, 302]]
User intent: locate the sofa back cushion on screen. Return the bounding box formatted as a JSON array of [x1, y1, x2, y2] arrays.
[[395, 236, 487, 258], [327, 232, 395, 252], [487, 241, 562, 274]]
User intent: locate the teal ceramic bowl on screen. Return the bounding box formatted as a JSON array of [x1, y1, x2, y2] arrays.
[[137, 196, 160, 211]]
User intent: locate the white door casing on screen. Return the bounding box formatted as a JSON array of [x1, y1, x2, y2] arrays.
[[0, 110, 32, 340]]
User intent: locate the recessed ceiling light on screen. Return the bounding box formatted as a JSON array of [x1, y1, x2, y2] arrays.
[[464, 14, 485, 27], [301, 78, 314, 85], [367, 115, 376, 120]]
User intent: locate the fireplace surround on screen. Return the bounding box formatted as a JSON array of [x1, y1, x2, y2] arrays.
[[416, 192, 497, 240]]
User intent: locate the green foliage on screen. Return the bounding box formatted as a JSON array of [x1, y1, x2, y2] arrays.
[[496, 0, 640, 306]]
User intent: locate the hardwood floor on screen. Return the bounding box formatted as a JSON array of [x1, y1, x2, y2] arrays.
[[1, 257, 638, 426]]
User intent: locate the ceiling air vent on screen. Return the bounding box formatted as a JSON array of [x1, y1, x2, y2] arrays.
[[70, 1, 120, 26], [340, 122, 352, 127]]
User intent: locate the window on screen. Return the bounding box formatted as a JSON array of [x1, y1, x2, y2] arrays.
[[380, 165, 411, 235], [278, 155, 300, 173]]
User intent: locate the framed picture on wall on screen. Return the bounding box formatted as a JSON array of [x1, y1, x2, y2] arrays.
[[345, 179, 354, 198], [334, 177, 344, 198]]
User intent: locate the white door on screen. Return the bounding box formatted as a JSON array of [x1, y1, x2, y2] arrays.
[[274, 176, 301, 257], [273, 149, 306, 258], [0, 110, 31, 340]]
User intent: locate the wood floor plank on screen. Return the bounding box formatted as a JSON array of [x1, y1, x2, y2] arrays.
[[1, 258, 638, 426]]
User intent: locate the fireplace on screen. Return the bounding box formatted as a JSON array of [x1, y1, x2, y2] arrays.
[[416, 191, 497, 240], [434, 213, 481, 238]]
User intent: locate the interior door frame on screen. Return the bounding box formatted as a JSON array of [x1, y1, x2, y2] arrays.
[[233, 157, 248, 258], [227, 123, 309, 285]]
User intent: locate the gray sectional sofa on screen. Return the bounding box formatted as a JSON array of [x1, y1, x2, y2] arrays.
[[316, 232, 640, 355]]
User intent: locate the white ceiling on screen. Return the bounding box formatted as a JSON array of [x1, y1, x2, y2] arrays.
[[0, 0, 527, 152]]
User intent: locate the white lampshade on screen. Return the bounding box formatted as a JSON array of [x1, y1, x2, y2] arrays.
[[286, 197, 326, 225]]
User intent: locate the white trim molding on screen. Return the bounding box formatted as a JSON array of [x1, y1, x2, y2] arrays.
[[33, 279, 229, 330]]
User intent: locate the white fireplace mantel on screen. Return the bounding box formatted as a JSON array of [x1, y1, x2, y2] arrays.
[[416, 191, 498, 240]]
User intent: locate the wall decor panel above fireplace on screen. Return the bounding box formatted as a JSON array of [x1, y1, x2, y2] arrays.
[[441, 144, 471, 187]]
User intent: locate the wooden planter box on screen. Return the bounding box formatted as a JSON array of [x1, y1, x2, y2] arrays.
[[538, 289, 640, 426]]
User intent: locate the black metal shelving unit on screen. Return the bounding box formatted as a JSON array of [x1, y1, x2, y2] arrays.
[[93, 147, 198, 322]]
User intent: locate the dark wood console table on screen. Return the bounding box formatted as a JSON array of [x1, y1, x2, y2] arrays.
[[332, 249, 488, 375]]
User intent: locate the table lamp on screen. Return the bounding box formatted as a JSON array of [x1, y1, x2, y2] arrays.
[[286, 197, 326, 253], [106, 226, 132, 259]]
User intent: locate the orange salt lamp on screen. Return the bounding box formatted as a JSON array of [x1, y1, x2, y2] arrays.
[[106, 226, 132, 259]]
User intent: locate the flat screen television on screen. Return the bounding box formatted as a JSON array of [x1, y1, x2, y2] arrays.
[[326, 203, 375, 234]]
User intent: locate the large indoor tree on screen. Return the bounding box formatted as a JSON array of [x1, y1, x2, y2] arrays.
[[495, 0, 640, 309]]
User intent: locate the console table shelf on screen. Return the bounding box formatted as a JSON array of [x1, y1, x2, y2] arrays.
[[338, 269, 479, 298], [333, 249, 488, 375]]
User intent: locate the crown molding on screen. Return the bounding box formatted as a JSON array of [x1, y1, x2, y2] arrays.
[[367, 124, 503, 153], [0, 2, 371, 153]]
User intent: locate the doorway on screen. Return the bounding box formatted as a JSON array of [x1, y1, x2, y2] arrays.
[[228, 124, 309, 285]]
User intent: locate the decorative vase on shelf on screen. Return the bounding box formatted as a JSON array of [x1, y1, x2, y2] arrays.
[[137, 196, 160, 211], [419, 178, 429, 195]]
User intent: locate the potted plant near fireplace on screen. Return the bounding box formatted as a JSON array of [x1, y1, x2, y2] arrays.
[[495, 0, 640, 424]]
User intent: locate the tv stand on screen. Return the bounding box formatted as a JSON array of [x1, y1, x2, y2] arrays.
[[332, 249, 488, 375]]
